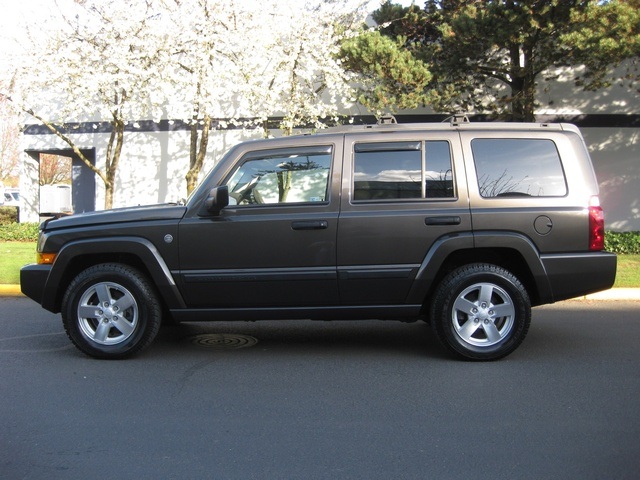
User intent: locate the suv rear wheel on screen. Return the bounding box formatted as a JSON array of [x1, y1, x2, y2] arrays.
[[430, 263, 531, 361], [61, 263, 162, 359]]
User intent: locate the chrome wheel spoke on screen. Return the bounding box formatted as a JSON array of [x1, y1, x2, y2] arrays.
[[483, 321, 502, 343], [94, 283, 112, 306], [453, 297, 477, 314], [492, 303, 514, 318], [478, 284, 493, 306], [78, 305, 100, 319], [112, 318, 134, 337], [458, 318, 481, 341], [114, 295, 135, 312], [93, 321, 112, 343]]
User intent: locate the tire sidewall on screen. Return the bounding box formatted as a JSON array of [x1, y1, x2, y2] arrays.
[[62, 264, 161, 359]]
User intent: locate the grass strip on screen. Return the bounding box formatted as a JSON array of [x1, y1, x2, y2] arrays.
[[0, 242, 36, 285], [614, 254, 640, 288]]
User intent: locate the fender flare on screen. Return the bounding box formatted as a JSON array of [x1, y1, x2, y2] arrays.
[[42, 236, 186, 312], [407, 231, 552, 304]]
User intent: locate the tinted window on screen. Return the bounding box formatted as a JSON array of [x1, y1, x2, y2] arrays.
[[354, 142, 421, 200], [353, 141, 454, 201], [226, 146, 332, 205], [425, 141, 454, 198], [472, 139, 567, 198]]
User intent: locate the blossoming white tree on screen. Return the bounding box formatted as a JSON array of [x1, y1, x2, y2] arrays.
[[162, 0, 368, 193], [0, 93, 21, 185], [3, 0, 369, 203], [4, 0, 172, 208], [237, 0, 366, 136], [159, 0, 256, 194]]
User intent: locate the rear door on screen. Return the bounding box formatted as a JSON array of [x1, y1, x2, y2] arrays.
[[337, 130, 471, 305]]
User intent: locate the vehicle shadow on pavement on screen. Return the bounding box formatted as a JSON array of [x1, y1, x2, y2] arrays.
[[152, 319, 450, 360]]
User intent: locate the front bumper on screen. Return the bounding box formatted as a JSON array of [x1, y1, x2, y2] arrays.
[[20, 264, 53, 309]]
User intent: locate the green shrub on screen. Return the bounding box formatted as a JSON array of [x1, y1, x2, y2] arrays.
[[0, 207, 19, 225], [0, 222, 39, 242], [605, 231, 640, 255]]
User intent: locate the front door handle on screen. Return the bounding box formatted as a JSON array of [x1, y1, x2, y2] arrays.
[[425, 216, 461, 226], [291, 220, 329, 230]]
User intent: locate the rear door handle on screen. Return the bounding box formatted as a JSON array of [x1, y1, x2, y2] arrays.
[[425, 216, 461, 226], [291, 220, 329, 230]]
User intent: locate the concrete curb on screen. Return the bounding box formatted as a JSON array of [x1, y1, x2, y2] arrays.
[[1, 284, 639, 300], [0, 284, 22, 296], [580, 288, 640, 301]]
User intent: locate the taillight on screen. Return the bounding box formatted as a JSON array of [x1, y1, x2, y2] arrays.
[[588, 196, 605, 251]]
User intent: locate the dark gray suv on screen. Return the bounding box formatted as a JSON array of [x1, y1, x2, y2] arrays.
[[21, 119, 617, 360]]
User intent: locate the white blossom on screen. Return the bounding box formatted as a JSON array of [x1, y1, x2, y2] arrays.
[[1, 0, 370, 204]]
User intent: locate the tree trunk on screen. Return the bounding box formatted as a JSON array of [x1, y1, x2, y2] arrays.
[[509, 45, 537, 122], [276, 171, 292, 202], [186, 114, 211, 195], [104, 114, 125, 209]]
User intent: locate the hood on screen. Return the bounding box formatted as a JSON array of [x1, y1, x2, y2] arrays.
[[42, 204, 187, 231]]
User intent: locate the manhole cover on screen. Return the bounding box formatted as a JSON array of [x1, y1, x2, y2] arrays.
[[187, 333, 258, 350]]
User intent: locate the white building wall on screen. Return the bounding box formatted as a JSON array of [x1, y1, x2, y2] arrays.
[[583, 128, 639, 231]]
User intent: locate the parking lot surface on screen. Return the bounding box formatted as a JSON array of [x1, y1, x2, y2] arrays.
[[1, 297, 639, 479]]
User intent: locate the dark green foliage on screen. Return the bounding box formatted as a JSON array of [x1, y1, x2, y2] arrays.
[[0, 207, 18, 225], [605, 231, 640, 255], [340, 31, 437, 112], [342, 0, 640, 120]]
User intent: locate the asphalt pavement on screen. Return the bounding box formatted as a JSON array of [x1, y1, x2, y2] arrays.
[[1, 296, 640, 479]]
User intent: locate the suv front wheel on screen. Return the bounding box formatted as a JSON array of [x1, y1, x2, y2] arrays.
[[61, 263, 162, 359], [430, 263, 531, 361]]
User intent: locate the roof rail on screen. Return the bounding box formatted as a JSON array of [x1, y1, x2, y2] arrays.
[[377, 114, 398, 125], [443, 113, 470, 126]]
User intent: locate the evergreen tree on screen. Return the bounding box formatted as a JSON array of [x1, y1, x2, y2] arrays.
[[344, 0, 640, 121]]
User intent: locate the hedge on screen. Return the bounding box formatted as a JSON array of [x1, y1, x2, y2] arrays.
[[0, 206, 19, 225], [605, 231, 640, 255], [0, 222, 40, 242]]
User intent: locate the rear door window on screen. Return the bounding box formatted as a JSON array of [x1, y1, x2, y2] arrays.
[[353, 140, 454, 201]]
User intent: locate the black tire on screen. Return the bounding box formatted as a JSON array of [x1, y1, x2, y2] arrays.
[[430, 263, 531, 361], [61, 263, 162, 359]]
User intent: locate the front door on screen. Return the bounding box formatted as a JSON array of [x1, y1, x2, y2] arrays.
[[178, 143, 340, 308]]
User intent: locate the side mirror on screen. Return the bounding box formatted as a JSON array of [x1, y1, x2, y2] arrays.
[[203, 185, 229, 215]]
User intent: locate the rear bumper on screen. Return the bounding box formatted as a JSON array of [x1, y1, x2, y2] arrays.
[[20, 264, 53, 310], [541, 252, 617, 303]]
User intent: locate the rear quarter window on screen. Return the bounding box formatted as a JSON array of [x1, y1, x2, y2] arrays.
[[471, 138, 567, 198]]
